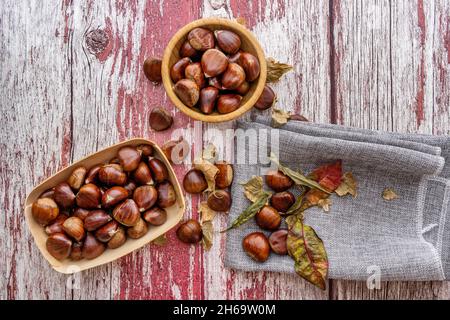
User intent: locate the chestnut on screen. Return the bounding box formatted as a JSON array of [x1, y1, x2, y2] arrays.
[[107, 226, 126, 249], [76, 183, 101, 209], [84, 209, 112, 231], [54, 182, 76, 209], [217, 94, 242, 114], [137, 144, 154, 157], [70, 241, 83, 261], [265, 170, 294, 192], [185, 62, 205, 89], [113, 199, 140, 226], [180, 40, 198, 58], [123, 180, 138, 196], [133, 162, 154, 185], [149, 107, 173, 131], [143, 207, 167, 226], [176, 219, 202, 243], [188, 27, 215, 51], [183, 169, 207, 194], [85, 165, 101, 184], [254, 85, 276, 110], [143, 57, 162, 83], [228, 50, 242, 64], [208, 77, 224, 90], [45, 214, 67, 235], [82, 232, 105, 259], [221, 63, 245, 90], [117, 146, 141, 172], [133, 185, 158, 212], [242, 232, 270, 262], [238, 52, 260, 81], [148, 158, 169, 183], [62, 216, 85, 242], [173, 78, 200, 107], [98, 164, 127, 186], [201, 49, 228, 77], [207, 190, 232, 212], [46, 232, 72, 261], [170, 57, 191, 83], [32, 197, 59, 226], [157, 181, 177, 208], [235, 81, 250, 95], [215, 161, 233, 189], [270, 191, 295, 213], [269, 229, 288, 255], [127, 217, 148, 239], [102, 186, 129, 208], [39, 188, 55, 199], [73, 207, 90, 221], [161, 137, 190, 164], [215, 30, 241, 54], [95, 220, 120, 242], [255, 205, 281, 231], [199, 87, 219, 114], [67, 166, 87, 191]]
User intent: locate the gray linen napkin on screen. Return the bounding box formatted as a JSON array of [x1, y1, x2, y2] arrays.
[[224, 117, 450, 281]]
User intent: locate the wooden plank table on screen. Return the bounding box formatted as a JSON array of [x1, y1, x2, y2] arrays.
[[1, 0, 449, 300]]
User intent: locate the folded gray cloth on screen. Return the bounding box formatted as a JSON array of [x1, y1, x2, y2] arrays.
[[225, 117, 450, 281]]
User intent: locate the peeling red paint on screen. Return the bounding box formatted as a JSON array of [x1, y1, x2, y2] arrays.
[[60, 119, 72, 167], [415, 0, 426, 126], [61, 0, 72, 44], [330, 0, 343, 124]]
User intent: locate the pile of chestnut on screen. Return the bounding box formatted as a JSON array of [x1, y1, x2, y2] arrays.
[[31, 144, 176, 261], [243, 170, 296, 262], [176, 161, 234, 243]]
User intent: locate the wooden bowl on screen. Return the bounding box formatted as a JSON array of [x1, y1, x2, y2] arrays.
[[24, 138, 186, 274], [162, 18, 267, 123]]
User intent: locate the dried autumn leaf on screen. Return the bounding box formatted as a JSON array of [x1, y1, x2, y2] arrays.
[[335, 172, 357, 197], [286, 215, 328, 290], [240, 175, 264, 202], [199, 201, 216, 222], [271, 108, 290, 128], [317, 198, 331, 212], [266, 57, 293, 82], [382, 188, 398, 201], [285, 193, 304, 216], [201, 221, 214, 251], [152, 233, 167, 246], [194, 158, 219, 193]]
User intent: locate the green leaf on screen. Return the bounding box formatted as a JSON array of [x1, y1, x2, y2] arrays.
[[285, 193, 305, 216]]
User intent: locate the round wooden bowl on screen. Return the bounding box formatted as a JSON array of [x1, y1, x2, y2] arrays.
[[162, 18, 267, 123]]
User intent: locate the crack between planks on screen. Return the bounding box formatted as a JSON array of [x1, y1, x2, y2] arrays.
[[329, 0, 338, 125]]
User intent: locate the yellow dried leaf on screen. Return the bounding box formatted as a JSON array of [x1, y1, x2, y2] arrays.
[[266, 57, 293, 82], [317, 198, 331, 212], [199, 201, 216, 222], [194, 158, 219, 193], [152, 234, 167, 246], [240, 176, 264, 202], [272, 108, 290, 128], [201, 220, 214, 251], [335, 172, 357, 197], [382, 188, 399, 201]]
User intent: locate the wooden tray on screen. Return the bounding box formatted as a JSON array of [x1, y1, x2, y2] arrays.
[[24, 138, 186, 274]]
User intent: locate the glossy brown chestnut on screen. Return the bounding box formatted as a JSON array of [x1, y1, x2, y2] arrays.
[[123, 180, 138, 196], [107, 226, 126, 249], [113, 199, 140, 226], [183, 169, 207, 194], [161, 137, 190, 164], [228, 50, 242, 64], [269, 229, 288, 255], [127, 217, 148, 239], [188, 27, 215, 51], [70, 241, 83, 261], [85, 165, 101, 184], [73, 207, 90, 221], [102, 186, 129, 209], [95, 220, 120, 242], [157, 181, 177, 208], [208, 77, 224, 90], [242, 232, 270, 262], [117, 146, 141, 172], [176, 219, 202, 243], [238, 52, 260, 82], [148, 158, 169, 183], [45, 214, 67, 235], [185, 62, 205, 89], [235, 81, 250, 95], [39, 188, 55, 199], [82, 232, 105, 260], [215, 161, 234, 189], [133, 185, 158, 212], [179, 40, 198, 58], [76, 183, 101, 209], [270, 191, 295, 213], [137, 144, 154, 157], [143, 207, 167, 226], [54, 182, 76, 209], [201, 49, 228, 77], [32, 197, 59, 226], [84, 209, 112, 231], [199, 86, 219, 114], [265, 170, 294, 192], [217, 94, 242, 114], [215, 30, 241, 54], [254, 85, 276, 110], [46, 232, 72, 261], [149, 107, 173, 131], [255, 205, 281, 231], [98, 164, 127, 186], [143, 57, 162, 83], [170, 57, 191, 83], [173, 78, 200, 107], [221, 63, 245, 90], [133, 162, 154, 185], [207, 190, 232, 212], [62, 216, 85, 242], [67, 166, 87, 191]]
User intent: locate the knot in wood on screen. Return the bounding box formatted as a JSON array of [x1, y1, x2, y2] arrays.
[[85, 29, 109, 55]]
